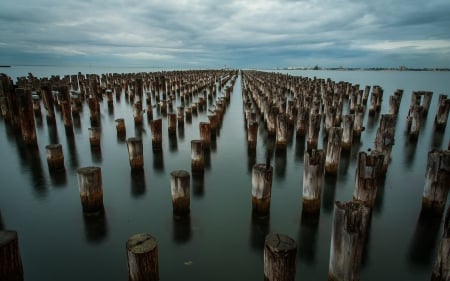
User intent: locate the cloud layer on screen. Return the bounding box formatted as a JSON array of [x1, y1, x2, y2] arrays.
[[1, 0, 449, 68]]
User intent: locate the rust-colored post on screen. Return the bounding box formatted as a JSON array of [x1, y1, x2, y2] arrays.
[[199, 122, 211, 150], [177, 106, 184, 127], [208, 114, 218, 136], [77, 166, 104, 214], [264, 233, 297, 281], [89, 127, 101, 148], [126, 233, 159, 281], [296, 109, 309, 136], [252, 163, 273, 218], [115, 118, 126, 137], [407, 104, 423, 139], [353, 150, 384, 207], [126, 137, 144, 170], [150, 119, 163, 151], [167, 113, 177, 135], [16, 88, 37, 145], [325, 127, 343, 174], [353, 105, 365, 137], [0, 230, 24, 281], [303, 149, 325, 213], [45, 144, 65, 171], [170, 170, 190, 219], [191, 140, 204, 174], [422, 150, 450, 214]]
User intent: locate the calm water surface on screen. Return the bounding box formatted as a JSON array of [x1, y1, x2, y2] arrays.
[[0, 67, 449, 281]]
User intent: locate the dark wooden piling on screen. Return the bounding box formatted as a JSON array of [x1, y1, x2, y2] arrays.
[[88, 127, 101, 148], [435, 94, 450, 130], [264, 233, 297, 281], [126, 233, 159, 281], [248, 121, 259, 150], [353, 105, 365, 137], [150, 119, 163, 151], [127, 137, 144, 170], [16, 88, 37, 145], [252, 163, 273, 218], [115, 118, 126, 137], [170, 170, 190, 219], [177, 106, 184, 127], [199, 122, 211, 150], [296, 109, 309, 136], [191, 140, 204, 174], [77, 166, 104, 214], [422, 150, 450, 214], [276, 113, 288, 150], [133, 102, 144, 125], [431, 207, 450, 281], [325, 127, 343, 174], [353, 150, 384, 207], [32, 93, 41, 114], [374, 114, 396, 173], [45, 144, 65, 171], [422, 91, 433, 115], [185, 107, 192, 123], [267, 106, 278, 136], [407, 104, 423, 138], [208, 114, 218, 136], [0, 230, 24, 281], [341, 114, 354, 151], [167, 113, 177, 134], [307, 112, 321, 151], [303, 149, 325, 213], [59, 86, 74, 131], [41, 82, 55, 122], [328, 201, 370, 281]]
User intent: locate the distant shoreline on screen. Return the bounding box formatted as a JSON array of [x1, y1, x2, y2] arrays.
[[272, 67, 450, 72], [0, 65, 11, 68]]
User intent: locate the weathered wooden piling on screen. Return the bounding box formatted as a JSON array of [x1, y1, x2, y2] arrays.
[[170, 170, 190, 219], [150, 119, 163, 151], [16, 88, 37, 145], [208, 114, 218, 135], [177, 106, 184, 127], [252, 163, 273, 218], [267, 106, 278, 136], [264, 233, 297, 281], [126, 137, 144, 170], [422, 150, 450, 214], [185, 107, 192, 123], [435, 94, 450, 130], [374, 114, 396, 173], [325, 127, 343, 174], [126, 233, 159, 281], [306, 113, 321, 151], [303, 149, 325, 213], [353, 150, 384, 207], [247, 121, 259, 150], [41, 82, 55, 122], [199, 122, 211, 150], [59, 86, 74, 131], [115, 118, 126, 137], [88, 127, 101, 148], [328, 201, 370, 281], [422, 91, 433, 115], [407, 104, 423, 138], [431, 207, 450, 281], [32, 93, 41, 114], [296, 109, 309, 136], [77, 166, 104, 214], [276, 113, 288, 150], [45, 144, 65, 171], [0, 230, 24, 281], [353, 105, 365, 137], [341, 115, 354, 150], [167, 113, 177, 134], [191, 140, 204, 174]]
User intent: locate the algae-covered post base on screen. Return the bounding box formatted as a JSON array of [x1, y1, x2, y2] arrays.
[[127, 138, 144, 171], [431, 207, 450, 281], [422, 150, 450, 215], [264, 233, 297, 281], [252, 163, 273, 219], [0, 230, 24, 281], [77, 166, 104, 214], [170, 170, 190, 220], [45, 143, 65, 171], [303, 149, 325, 214], [126, 233, 159, 281], [328, 201, 370, 281]]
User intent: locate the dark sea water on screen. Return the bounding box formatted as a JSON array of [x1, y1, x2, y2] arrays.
[[0, 66, 449, 281]]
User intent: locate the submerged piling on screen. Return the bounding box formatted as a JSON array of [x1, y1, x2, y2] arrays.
[[115, 118, 126, 137], [422, 150, 450, 214], [45, 144, 65, 171], [191, 140, 204, 174], [127, 138, 144, 170], [353, 150, 384, 207], [435, 94, 450, 130], [431, 207, 450, 281], [0, 230, 24, 281], [77, 166, 104, 214], [126, 233, 159, 281], [252, 163, 273, 218], [302, 149, 325, 213], [170, 170, 190, 219], [264, 233, 297, 281], [150, 119, 163, 151], [325, 127, 343, 174]]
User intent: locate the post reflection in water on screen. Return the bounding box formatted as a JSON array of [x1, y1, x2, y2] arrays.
[[430, 125, 445, 149], [130, 170, 146, 197], [47, 119, 59, 145], [172, 216, 192, 244], [17, 142, 48, 197], [338, 149, 351, 177], [295, 135, 306, 163], [192, 173, 205, 197], [274, 148, 287, 179], [168, 132, 178, 152], [408, 209, 442, 267], [90, 146, 103, 164], [66, 135, 79, 170], [178, 125, 185, 141], [322, 175, 337, 214], [82, 211, 108, 243], [153, 150, 165, 173], [49, 169, 67, 187], [204, 149, 211, 170], [0, 210, 4, 230], [298, 210, 319, 263], [246, 146, 256, 173], [249, 215, 270, 251], [373, 174, 387, 214], [210, 134, 217, 152], [404, 135, 418, 169]]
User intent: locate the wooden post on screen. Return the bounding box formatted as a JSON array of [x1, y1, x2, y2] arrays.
[[133, 102, 144, 125], [276, 113, 287, 150], [45, 144, 65, 171], [431, 207, 450, 281], [16, 88, 37, 145], [89, 127, 101, 148], [170, 170, 190, 219], [208, 114, 218, 136], [0, 230, 24, 281], [264, 233, 297, 281], [407, 104, 423, 139], [32, 93, 41, 114], [115, 118, 126, 137], [296, 109, 309, 136], [303, 149, 325, 213], [150, 119, 162, 151], [306, 113, 321, 151], [252, 163, 273, 218], [374, 114, 396, 173], [167, 113, 177, 135], [422, 91, 433, 115], [435, 94, 450, 130], [41, 82, 55, 122], [422, 150, 450, 214], [353, 150, 384, 207], [185, 107, 192, 123], [59, 86, 74, 131], [325, 127, 343, 174], [127, 137, 144, 170], [126, 233, 159, 281], [247, 121, 258, 150], [328, 201, 370, 281], [77, 166, 104, 214], [199, 122, 211, 150], [341, 114, 354, 150], [267, 106, 278, 136], [191, 140, 204, 174], [353, 105, 365, 137]]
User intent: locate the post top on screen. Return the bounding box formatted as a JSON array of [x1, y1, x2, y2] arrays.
[[170, 170, 190, 178], [265, 233, 296, 252], [126, 233, 157, 254], [45, 143, 62, 149], [77, 166, 101, 175]]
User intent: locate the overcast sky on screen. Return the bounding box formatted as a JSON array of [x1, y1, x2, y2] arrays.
[[1, 0, 449, 68]]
